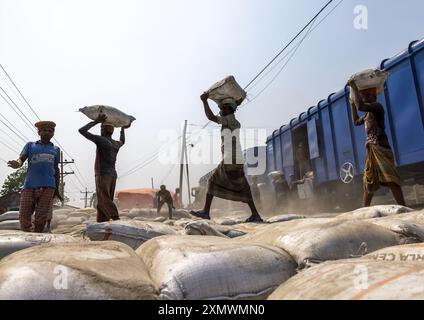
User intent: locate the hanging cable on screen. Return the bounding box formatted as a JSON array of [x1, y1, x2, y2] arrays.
[[0, 64, 41, 121], [243, 0, 334, 91]]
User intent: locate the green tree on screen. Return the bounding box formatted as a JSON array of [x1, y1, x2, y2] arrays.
[[1, 165, 27, 196]]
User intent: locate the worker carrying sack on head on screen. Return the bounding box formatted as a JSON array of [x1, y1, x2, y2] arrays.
[[348, 69, 406, 208], [190, 76, 263, 223], [348, 69, 388, 107]]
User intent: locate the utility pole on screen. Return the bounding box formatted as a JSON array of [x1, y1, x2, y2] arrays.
[[151, 177, 154, 189], [59, 151, 75, 207], [80, 187, 94, 208], [179, 120, 188, 207], [184, 137, 191, 205]]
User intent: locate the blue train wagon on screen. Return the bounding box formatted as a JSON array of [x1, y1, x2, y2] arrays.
[[265, 38, 424, 210]]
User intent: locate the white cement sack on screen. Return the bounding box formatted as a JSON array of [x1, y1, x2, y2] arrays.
[[154, 217, 167, 222], [183, 221, 228, 238], [369, 219, 424, 243], [0, 211, 19, 222], [58, 217, 86, 226], [207, 76, 246, 105], [53, 208, 76, 215], [0, 241, 157, 300], [369, 209, 424, 225], [337, 205, 413, 220], [214, 216, 248, 226], [0, 231, 77, 259], [0, 220, 21, 231], [52, 214, 68, 222], [269, 243, 424, 300], [67, 212, 90, 219], [52, 224, 88, 239], [79, 105, 136, 128], [136, 235, 297, 300], [349, 69, 388, 94], [267, 214, 306, 224], [239, 219, 401, 268], [86, 220, 178, 249]]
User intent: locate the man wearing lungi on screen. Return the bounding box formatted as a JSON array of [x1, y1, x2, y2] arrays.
[[348, 80, 406, 207], [190, 92, 264, 223], [7, 121, 61, 233]]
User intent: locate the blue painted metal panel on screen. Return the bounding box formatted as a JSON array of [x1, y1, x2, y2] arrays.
[[309, 114, 326, 185], [412, 48, 424, 129], [281, 130, 294, 167], [274, 133, 283, 171], [385, 60, 424, 165], [331, 96, 355, 170], [307, 118, 320, 159], [266, 141, 275, 172], [320, 107, 337, 180]]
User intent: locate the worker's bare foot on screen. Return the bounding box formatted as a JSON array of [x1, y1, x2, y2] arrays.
[[190, 210, 211, 220], [245, 215, 264, 223]]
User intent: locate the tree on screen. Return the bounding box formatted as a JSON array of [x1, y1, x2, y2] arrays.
[[1, 165, 27, 196]]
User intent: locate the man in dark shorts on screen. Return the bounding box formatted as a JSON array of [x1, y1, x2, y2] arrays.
[[7, 121, 62, 233], [156, 185, 174, 219], [79, 114, 130, 222], [348, 80, 406, 207]]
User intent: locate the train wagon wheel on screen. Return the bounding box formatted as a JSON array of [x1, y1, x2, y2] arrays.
[[340, 162, 355, 184]]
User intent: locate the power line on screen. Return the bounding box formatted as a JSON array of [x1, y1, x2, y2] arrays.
[[0, 125, 25, 148], [0, 64, 41, 121], [0, 65, 89, 189], [240, 0, 345, 107], [242, 17, 317, 107], [0, 112, 30, 142], [0, 85, 38, 135], [243, 0, 334, 91], [0, 138, 19, 154]]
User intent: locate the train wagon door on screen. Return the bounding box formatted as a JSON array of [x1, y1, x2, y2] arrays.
[[281, 130, 295, 179], [307, 118, 320, 159]]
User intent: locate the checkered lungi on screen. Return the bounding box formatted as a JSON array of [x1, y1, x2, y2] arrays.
[[363, 144, 401, 194], [19, 188, 55, 233]]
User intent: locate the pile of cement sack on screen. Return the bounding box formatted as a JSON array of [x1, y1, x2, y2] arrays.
[[0, 241, 157, 300], [269, 243, 424, 300], [0, 205, 423, 300], [238, 216, 416, 269]]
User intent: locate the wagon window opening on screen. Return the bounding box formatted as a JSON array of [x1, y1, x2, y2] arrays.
[[293, 124, 312, 180]]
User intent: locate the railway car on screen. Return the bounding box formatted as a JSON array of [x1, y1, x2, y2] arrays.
[[264, 38, 424, 210]]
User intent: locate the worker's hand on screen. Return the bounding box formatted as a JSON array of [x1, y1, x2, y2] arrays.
[[348, 79, 358, 90], [122, 123, 131, 130], [95, 113, 108, 124], [200, 92, 209, 102], [7, 160, 21, 169]]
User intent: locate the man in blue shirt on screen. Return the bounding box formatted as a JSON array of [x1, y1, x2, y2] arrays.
[[7, 121, 61, 233]]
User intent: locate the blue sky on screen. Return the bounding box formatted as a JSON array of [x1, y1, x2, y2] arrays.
[[0, 0, 423, 205]]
